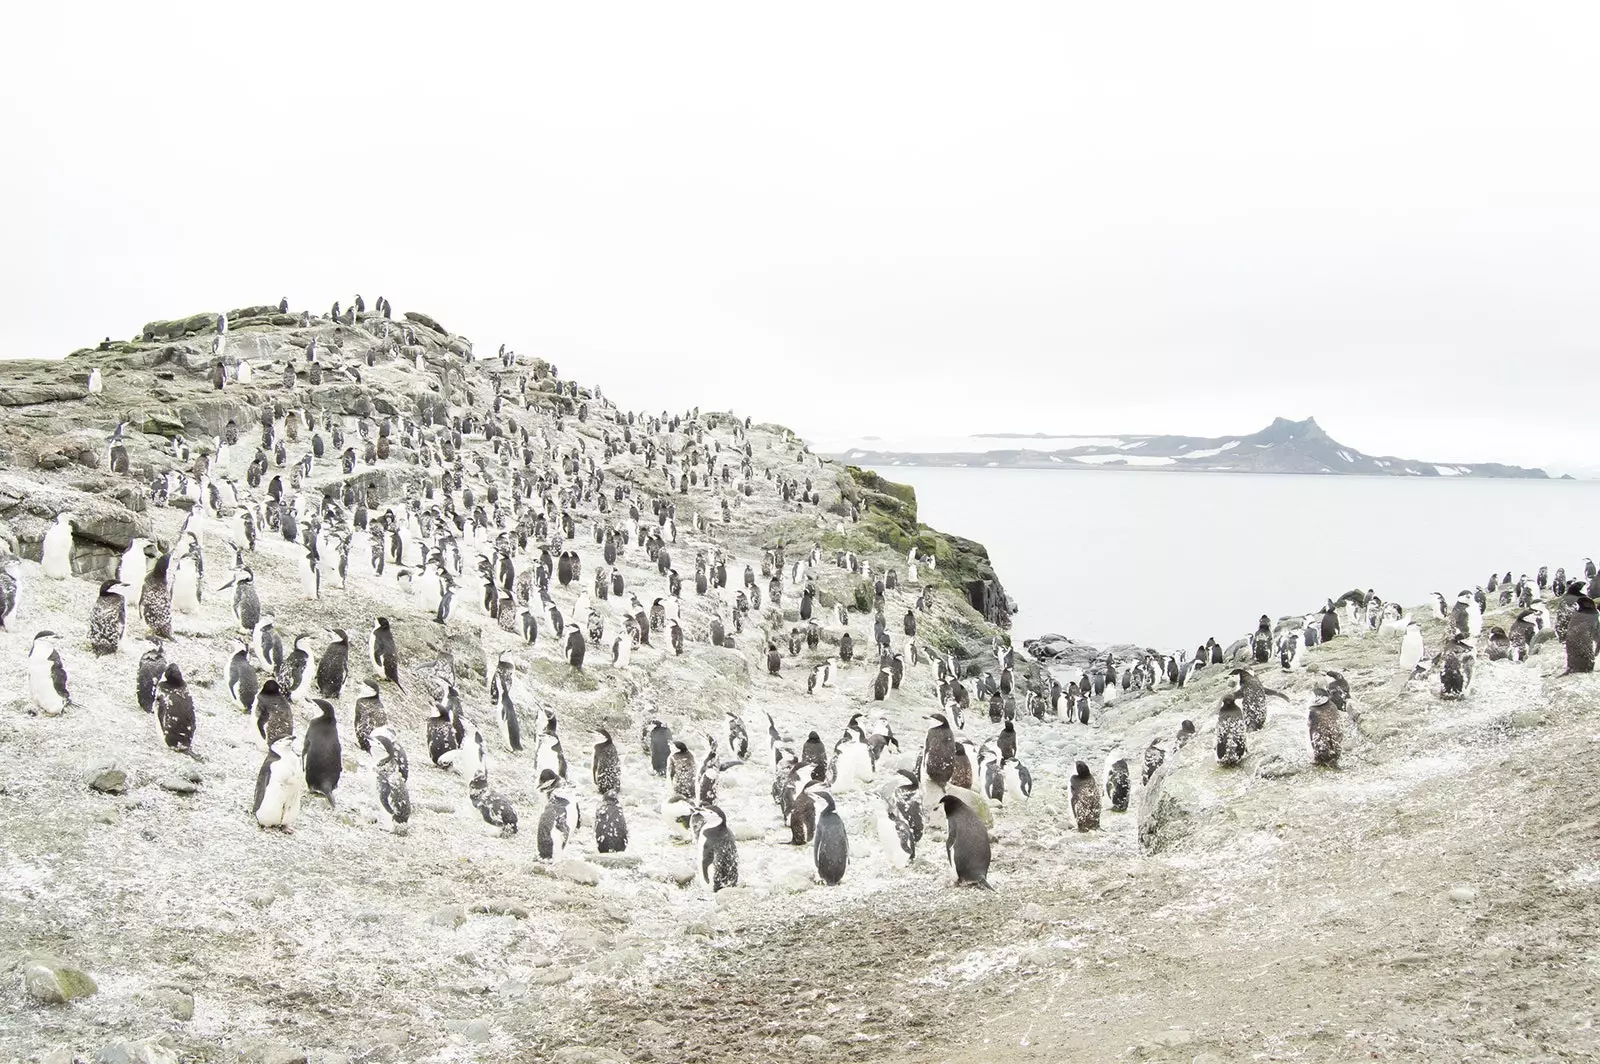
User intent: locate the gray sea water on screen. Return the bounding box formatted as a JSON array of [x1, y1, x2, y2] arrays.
[[873, 466, 1600, 650]]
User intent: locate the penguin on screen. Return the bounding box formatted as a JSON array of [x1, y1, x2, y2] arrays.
[[534, 712, 568, 780], [592, 728, 623, 795], [426, 699, 460, 766], [1250, 614, 1272, 664], [315, 629, 349, 699], [695, 804, 739, 892], [372, 728, 411, 831], [565, 629, 586, 668], [1565, 596, 1598, 674], [88, 580, 132, 655], [221, 568, 260, 634], [766, 643, 782, 675], [725, 711, 749, 761], [27, 631, 70, 716], [811, 790, 849, 885], [1308, 695, 1342, 767], [0, 553, 19, 630], [1141, 738, 1166, 784], [799, 730, 828, 782], [1398, 622, 1426, 678], [940, 794, 993, 890], [254, 678, 294, 748], [1069, 762, 1100, 831], [227, 639, 258, 712], [1485, 626, 1512, 662], [1216, 693, 1248, 766], [1434, 639, 1476, 698], [253, 735, 305, 831], [1231, 667, 1289, 730], [595, 790, 629, 852], [535, 770, 581, 860], [153, 662, 197, 751], [140, 553, 173, 639], [647, 720, 672, 776], [353, 680, 386, 753], [922, 713, 955, 788], [279, 634, 314, 701], [41, 513, 74, 580], [301, 698, 342, 806], [1104, 758, 1131, 813], [135, 640, 166, 714], [875, 781, 917, 868], [667, 740, 697, 801], [470, 772, 519, 836], [369, 618, 403, 689]]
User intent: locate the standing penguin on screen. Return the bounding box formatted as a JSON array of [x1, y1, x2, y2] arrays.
[[1069, 762, 1101, 830], [1216, 693, 1248, 766], [497, 685, 523, 753], [254, 734, 305, 830], [1564, 596, 1598, 674], [592, 729, 622, 793], [922, 713, 956, 788], [221, 568, 261, 634], [140, 553, 173, 639], [136, 641, 166, 714], [88, 580, 133, 655], [646, 720, 672, 776], [470, 772, 519, 836], [1250, 614, 1272, 664], [315, 629, 349, 699], [227, 639, 258, 712], [565, 629, 586, 668], [302, 698, 342, 806], [667, 740, 697, 801], [1435, 640, 1477, 698], [1308, 695, 1342, 767], [812, 790, 849, 885], [695, 804, 739, 892], [940, 793, 993, 890], [41, 513, 75, 580], [255, 679, 294, 748], [369, 618, 404, 689], [154, 663, 196, 751], [28, 631, 71, 716], [535, 770, 581, 860], [1104, 758, 1131, 813], [595, 790, 629, 853], [353, 680, 386, 752], [0, 554, 18, 630], [373, 729, 411, 832]]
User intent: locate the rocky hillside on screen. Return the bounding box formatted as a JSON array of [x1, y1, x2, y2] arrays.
[[0, 305, 1593, 1064], [819, 416, 1551, 478]]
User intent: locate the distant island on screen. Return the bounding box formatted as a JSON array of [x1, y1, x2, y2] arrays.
[[815, 416, 1550, 479]]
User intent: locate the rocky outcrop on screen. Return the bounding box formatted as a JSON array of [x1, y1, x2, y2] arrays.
[[0, 473, 154, 579]]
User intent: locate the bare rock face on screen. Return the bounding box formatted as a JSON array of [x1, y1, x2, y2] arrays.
[[0, 472, 154, 580]]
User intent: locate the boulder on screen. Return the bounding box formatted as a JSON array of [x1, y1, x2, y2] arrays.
[[96, 1037, 178, 1064], [81, 757, 130, 794], [20, 953, 98, 1003], [402, 310, 448, 336]]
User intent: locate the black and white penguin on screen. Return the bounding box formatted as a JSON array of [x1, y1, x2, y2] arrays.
[[595, 790, 628, 853], [922, 713, 956, 788], [1231, 667, 1289, 730], [302, 698, 342, 806], [647, 720, 672, 776], [469, 772, 518, 836], [315, 629, 349, 699], [0, 554, 18, 630], [88, 580, 133, 655], [695, 804, 739, 892], [1566, 596, 1598, 674], [1069, 762, 1100, 831], [27, 631, 70, 716], [254, 678, 294, 748], [372, 728, 411, 831], [41, 513, 75, 580], [1435, 639, 1476, 698], [799, 730, 828, 782], [811, 790, 849, 885], [535, 770, 581, 860], [426, 700, 459, 766], [1250, 614, 1272, 664], [353, 680, 386, 753], [279, 634, 314, 702], [565, 629, 586, 668], [253, 735, 304, 830], [154, 663, 196, 751], [1104, 758, 1131, 812], [140, 552, 173, 639], [592, 728, 622, 794], [725, 711, 749, 761], [220, 568, 261, 634], [496, 684, 523, 754], [134, 640, 167, 714], [667, 740, 697, 801], [1308, 695, 1341, 767], [940, 793, 992, 890], [1216, 693, 1248, 766], [369, 618, 404, 689], [227, 639, 258, 713]]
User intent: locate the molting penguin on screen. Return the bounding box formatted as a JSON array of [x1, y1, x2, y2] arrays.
[[254, 734, 305, 831], [0, 554, 18, 630], [373, 729, 411, 832], [1104, 758, 1131, 812], [154, 663, 196, 751], [696, 804, 739, 892], [1434, 639, 1476, 698], [222, 568, 260, 634], [1216, 693, 1248, 766], [369, 618, 404, 689], [42, 513, 75, 580], [136, 641, 166, 714], [922, 713, 955, 788], [646, 720, 672, 776], [595, 790, 629, 852], [940, 793, 993, 890], [254, 678, 293, 748], [1069, 762, 1100, 831], [470, 772, 518, 836], [811, 790, 849, 885], [302, 698, 343, 806], [535, 770, 581, 860], [353, 680, 385, 752], [1308, 695, 1342, 767], [88, 580, 132, 655], [1563, 597, 1597, 675], [315, 629, 349, 699], [140, 553, 173, 639], [28, 631, 71, 716], [1250, 614, 1272, 664]]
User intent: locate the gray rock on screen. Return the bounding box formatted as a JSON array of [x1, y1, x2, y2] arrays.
[[236, 1040, 307, 1064], [552, 1047, 631, 1064], [140, 986, 195, 1021], [470, 897, 530, 919], [81, 757, 129, 794], [531, 966, 574, 986], [796, 1034, 828, 1055], [22, 954, 98, 1003], [1448, 886, 1477, 904], [428, 904, 469, 928], [587, 948, 643, 976], [422, 799, 455, 814], [96, 1037, 179, 1064], [159, 772, 200, 795], [462, 1018, 492, 1043], [1015, 902, 1052, 924], [555, 858, 602, 886], [589, 853, 641, 870]]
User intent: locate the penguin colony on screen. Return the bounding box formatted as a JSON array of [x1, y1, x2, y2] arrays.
[[4, 298, 1597, 921]]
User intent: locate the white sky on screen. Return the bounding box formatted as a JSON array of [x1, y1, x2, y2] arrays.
[[2, 2, 1596, 471]]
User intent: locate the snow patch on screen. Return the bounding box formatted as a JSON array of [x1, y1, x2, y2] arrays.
[[1435, 465, 1462, 477], [1180, 441, 1241, 459], [1069, 454, 1176, 467]]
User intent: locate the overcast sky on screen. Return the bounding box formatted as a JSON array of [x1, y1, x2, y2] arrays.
[[3, 3, 1596, 471]]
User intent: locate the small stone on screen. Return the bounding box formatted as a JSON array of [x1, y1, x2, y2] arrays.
[[587, 948, 643, 976], [94, 808, 120, 825], [796, 1034, 828, 1055], [1448, 887, 1477, 905], [555, 858, 602, 886], [590, 853, 641, 870], [429, 903, 469, 928], [246, 890, 276, 909], [462, 1018, 492, 1043], [553, 1047, 630, 1064], [1015, 902, 1051, 924], [423, 799, 455, 814], [23, 956, 98, 1003], [1148, 1029, 1195, 1047], [159, 774, 200, 795], [95, 1039, 179, 1064], [142, 987, 194, 1020], [684, 921, 714, 938], [354, 909, 383, 924], [236, 1040, 307, 1064], [471, 897, 530, 919], [81, 757, 128, 794], [1511, 710, 1542, 728], [532, 966, 574, 986]]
